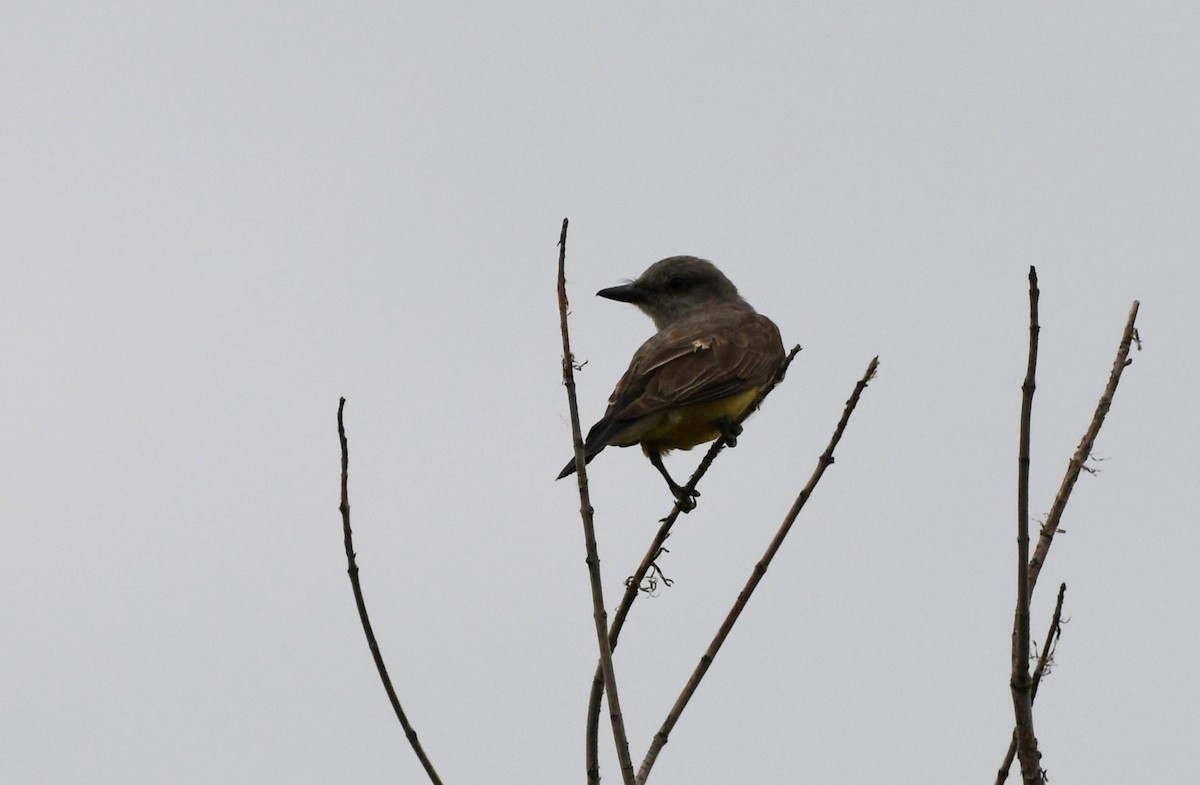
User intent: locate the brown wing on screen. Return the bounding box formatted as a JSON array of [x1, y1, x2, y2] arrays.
[[607, 312, 784, 422], [557, 312, 784, 478]]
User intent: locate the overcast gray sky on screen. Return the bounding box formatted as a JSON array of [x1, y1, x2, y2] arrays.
[[4, 2, 1197, 783]]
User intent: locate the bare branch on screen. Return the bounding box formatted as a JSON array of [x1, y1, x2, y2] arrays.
[[997, 583, 1067, 785], [1028, 300, 1141, 590], [585, 345, 801, 784], [636, 357, 879, 784], [556, 219, 637, 785], [337, 399, 444, 785], [1011, 266, 1045, 784], [1002, 289, 1139, 784]]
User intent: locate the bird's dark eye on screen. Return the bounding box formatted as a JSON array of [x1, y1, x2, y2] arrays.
[[666, 275, 690, 291]]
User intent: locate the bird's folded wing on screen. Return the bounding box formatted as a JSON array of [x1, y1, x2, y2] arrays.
[[608, 315, 783, 422]]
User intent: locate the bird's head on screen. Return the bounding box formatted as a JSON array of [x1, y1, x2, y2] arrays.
[[596, 256, 747, 330]]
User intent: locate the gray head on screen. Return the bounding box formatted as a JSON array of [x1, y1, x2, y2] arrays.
[[596, 256, 751, 330]]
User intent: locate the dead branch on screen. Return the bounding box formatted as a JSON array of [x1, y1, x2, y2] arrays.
[[636, 356, 879, 784], [997, 583, 1067, 785], [1011, 267, 1044, 783], [556, 218, 637, 785], [1028, 301, 1141, 590], [337, 398, 443, 785], [585, 344, 801, 784]]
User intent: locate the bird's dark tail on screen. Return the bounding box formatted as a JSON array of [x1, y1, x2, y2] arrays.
[[556, 417, 625, 479], [556, 445, 605, 480]]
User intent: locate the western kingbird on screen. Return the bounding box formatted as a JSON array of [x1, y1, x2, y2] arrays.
[[557, 256, 785, 509]]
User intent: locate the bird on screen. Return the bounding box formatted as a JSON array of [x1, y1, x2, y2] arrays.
[[557, 255, 785, 510]]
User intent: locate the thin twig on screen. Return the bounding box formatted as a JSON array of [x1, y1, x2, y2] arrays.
[[337, 398, 443, 785], [1029, 582, 1067, 702], [556, 219, 637, 785], [1011, 267, 1044, 784], [997, 583, 1067, 785], [1028, 301, 1141, 591], [636, 356, 879, 785], [585, 345, 801, 784]]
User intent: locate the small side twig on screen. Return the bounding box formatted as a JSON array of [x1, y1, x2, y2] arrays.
[[1027, 300, 1141, 591], [1011, 266, 1045, 784], [1030, 583, 1067, 710], [997, 583, 1067, 785], [556, 219, 637, 785], [635, 356, 879, 785], [337, 398, 443, 785], [585, 345, 801, 784]]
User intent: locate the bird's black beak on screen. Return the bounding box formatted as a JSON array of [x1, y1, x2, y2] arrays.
[[596, 282, 644, 303]]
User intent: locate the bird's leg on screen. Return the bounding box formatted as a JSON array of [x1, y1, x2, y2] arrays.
[[715, 416, 743, 448], [646, 445, 698, 513]]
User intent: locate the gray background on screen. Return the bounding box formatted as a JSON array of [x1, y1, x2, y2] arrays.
[[3, 2, 1196, 783]]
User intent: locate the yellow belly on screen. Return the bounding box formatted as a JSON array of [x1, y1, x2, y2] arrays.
[[617, 387, 762, 453]]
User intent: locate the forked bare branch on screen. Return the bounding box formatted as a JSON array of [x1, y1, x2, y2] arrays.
[[997, 583, 1067, 785], [585, 345, 801, 784]]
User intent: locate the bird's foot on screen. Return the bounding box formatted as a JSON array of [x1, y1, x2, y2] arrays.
[[670, 483, 699, 513], [716, 417, 743, 448]]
